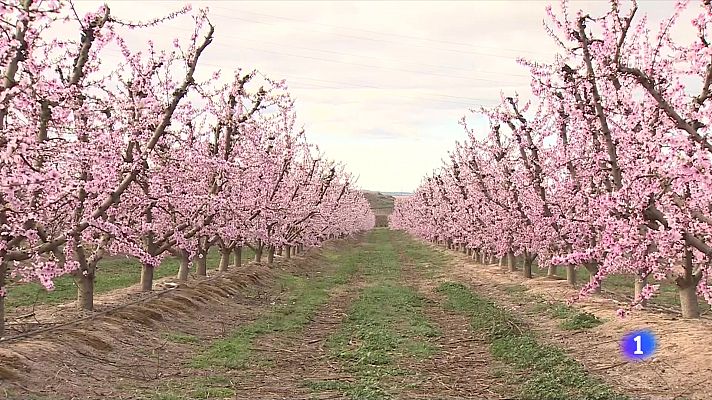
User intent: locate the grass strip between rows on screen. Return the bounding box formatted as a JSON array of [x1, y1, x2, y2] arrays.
[[191, 253, 359, 370], [437, 282, 629, 400], [305, 229, 441, 400]]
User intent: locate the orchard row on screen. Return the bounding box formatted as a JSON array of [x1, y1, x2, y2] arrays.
[[0, 1, 374, 337], [391, 0, 712, 318]]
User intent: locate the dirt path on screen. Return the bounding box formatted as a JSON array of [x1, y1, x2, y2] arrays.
[[228, 283, 364, 399], [189, 229, 511, 400], [386, 237, 504, 399]]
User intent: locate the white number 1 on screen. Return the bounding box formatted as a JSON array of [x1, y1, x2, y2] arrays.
[[633, 335, 644, 355]]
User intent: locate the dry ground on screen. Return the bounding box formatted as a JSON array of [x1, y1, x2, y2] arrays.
[[2, 230, 705, 400], [441, 246, 712, 400]]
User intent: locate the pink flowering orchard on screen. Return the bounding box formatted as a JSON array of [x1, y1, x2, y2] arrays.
[[0, 1, 374, 338], [392, 0, 712, 318]]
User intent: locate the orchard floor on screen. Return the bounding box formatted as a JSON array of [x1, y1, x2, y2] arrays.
[[0, 229, 708, 400]]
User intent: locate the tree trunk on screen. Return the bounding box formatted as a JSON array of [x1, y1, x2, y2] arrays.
[[523, 251, 533, 279], [584, 262, 601, 293], [267, 246, 275, 265], [140, 264, 154, 292], [276, 246, 283, 256], [547, 265, 558, 278], [467, 248, 472, 256], [254, 241, 263, 263], [566, 264, 576, 286], [679, 284, 701, 318], [0, 262, 5, 338], [507, 252, 516, 272], [177, 252, 190, 281], [76, 271, 95, 311], [634, 276, 647, 305], [0, 292, 4, 339], [219, 247, 231, 272], [197, 253, 207, 276], [286, 245, 292, 259], [233, 247, 242, 268], [498, 257, 503, 267], [678, 249, 701, 318]]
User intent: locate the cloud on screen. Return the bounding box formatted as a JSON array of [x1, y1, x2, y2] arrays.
[[72, 0, 700, 192]]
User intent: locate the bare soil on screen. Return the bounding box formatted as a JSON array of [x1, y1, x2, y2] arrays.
[[395, 251, 506, 399], [5, 232, 700, 400], [439, 246, 712, 400], [0, 239, 357, 400]]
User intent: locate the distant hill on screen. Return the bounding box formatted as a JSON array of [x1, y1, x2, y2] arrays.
[[362, 191, 395, 215], [362, 191, 395, 227], [382, 191, 412, 197]]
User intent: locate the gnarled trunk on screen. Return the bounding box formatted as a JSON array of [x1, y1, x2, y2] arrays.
[[76, 271, 95, 310], [140, 264, 154, 292], [196, 253, 207, 276], [679, 284, 700, 319], [254, 240, 263, 263], [1, 262, 7, 338], [584, 262, 601, 294], [267, 246, 275, 265], [634, 276, 646, 305], [547, 265, 558, 278], [219, 247, 231, 272], [233, 246, 242, 268], [507, 252, 516, 272], [678, 249, 701, 318], [523, 251, 533, 279], [177, 251, 190, 281], [566, 265, 576, 286]]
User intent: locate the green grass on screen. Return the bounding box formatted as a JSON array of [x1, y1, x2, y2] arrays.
[[192, 242, 362, 370], [391, 231, 448, 278], [164, 332, 199, 344], [530, 301, 603, 331], [5, 247, 255, 310], [551, 267, 711, 313], [149, 376, 235, 400], [306, 230, 440, 400], [501, 284, 529, 295], [437, 282, 628, 400]]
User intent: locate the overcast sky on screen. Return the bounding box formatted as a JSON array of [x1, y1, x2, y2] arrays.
[[74, 0, 690, 193]]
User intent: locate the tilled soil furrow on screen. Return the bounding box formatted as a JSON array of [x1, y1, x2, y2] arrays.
[[397, 272, 505, 399], [230, 283, 363, 399]]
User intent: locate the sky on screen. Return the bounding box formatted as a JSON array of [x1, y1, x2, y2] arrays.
[[73, 0, 693, 193]]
